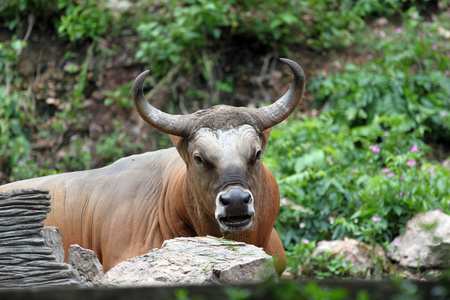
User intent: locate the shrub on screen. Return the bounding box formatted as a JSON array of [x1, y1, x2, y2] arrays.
[[264, 113, 449, 248], [135, 0, 237, 78], [0, 87, 36, 182], [309, 7, 450, 142], [58, 0, 114, 43]]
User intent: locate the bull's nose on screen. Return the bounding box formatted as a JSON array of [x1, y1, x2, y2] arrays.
[[215, 187, 255, 231], [219, 188, 252, 207]]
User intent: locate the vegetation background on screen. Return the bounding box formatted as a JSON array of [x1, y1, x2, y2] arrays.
[[0, 0, 449, 284]]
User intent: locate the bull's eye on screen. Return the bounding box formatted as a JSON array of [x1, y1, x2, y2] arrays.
[[250, 149, 262, 164], [255, 150, 262, 160], [194, 155, 204, 165]]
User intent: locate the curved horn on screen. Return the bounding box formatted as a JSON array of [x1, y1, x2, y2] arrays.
[[131, 70, 191, 136], [251, 58, 305, 130]]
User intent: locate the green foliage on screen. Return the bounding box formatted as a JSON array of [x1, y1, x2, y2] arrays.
[[302, 251, 356, 279], [55, 135, 92, 172], [104, 83, 134, 110], [58, 0, 113, 43], [135, 0, 237, 78], [0, 0, 66, 31], [95, 120, 144, 164], [269, 280, 350, 300], [265, 113, 449, 248], [135, 0, 437, 93], [286, 239, 316, 272], [223, 287, 253, 300], [0, 87, 32, 181], [0, 39, 25, 73], [309, 8, 450, 141]]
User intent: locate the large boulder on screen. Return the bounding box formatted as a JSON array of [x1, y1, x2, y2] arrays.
[[303, 238, 386, 276], [105, 236, 276, 287], [387, 210, 450, 268]]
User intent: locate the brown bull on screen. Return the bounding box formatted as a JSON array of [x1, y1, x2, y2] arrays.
[[0, 58, 305, 275]]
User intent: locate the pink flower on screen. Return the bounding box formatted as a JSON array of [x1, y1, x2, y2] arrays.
[[412, 13, 418, 19], [435, 208, 441, 212], [427, 32, 433, 37], [387, 173, 394, 178], [399, 192, 403, 196], [372, 217, 381, 222], [400, 175, 404, 181], [442, 111, 448, 117], [407, 160, 416, 167], [432, 44, 437, 50], [382, 168, 390, 173], [351, 168, 358, 173], [18, 159, 24, 164], [429, 168, 435, 174], [396, 28, 402, 33], [70, 135, 78, 141], [406, 191, 411, 195], [302, 239, 309, 244], [82, 146, 89, 152], [410, 145, 418, 152], [394, 242, 402, 247], [369, 145, 380, 153], [383, 131, 389, 137]]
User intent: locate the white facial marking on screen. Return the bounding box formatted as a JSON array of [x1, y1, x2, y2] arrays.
[[192, 124, 260, 168], [191, 125, 260, 231]]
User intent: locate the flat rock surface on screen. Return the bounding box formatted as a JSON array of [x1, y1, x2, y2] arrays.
[[105, 236, 276, 287]]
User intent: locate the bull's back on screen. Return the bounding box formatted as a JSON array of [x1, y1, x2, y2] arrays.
[[0, 148, 183, 268]]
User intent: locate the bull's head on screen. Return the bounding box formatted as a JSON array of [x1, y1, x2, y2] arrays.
[[132, 58, 305, 235]]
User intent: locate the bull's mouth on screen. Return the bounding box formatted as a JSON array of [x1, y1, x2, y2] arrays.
[[219, 215, 252, 229]]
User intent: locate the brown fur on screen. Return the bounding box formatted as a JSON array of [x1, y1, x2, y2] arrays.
[[0, 146, 286, 274]]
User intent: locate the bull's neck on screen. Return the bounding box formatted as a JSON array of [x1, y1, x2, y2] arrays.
[[158, 161, 196, 240]]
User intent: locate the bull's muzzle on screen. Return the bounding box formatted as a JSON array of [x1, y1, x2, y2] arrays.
[[215, 187, 255, 231]]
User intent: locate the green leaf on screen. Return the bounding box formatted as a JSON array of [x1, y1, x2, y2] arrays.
[[393, 205, 403, 216], [330, 178, 346, 194]]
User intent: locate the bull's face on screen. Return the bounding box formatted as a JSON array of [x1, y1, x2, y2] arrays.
[[178, 125, 270, 232], [131, 58, 305, 234]]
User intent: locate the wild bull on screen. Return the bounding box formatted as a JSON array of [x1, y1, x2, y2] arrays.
[[0, 58, 305, 275]]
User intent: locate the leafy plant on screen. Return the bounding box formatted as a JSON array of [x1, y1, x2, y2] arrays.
[[265, 112, 449, 249], [95, 120, 144, 164], [104, 83, 134, 110], [0, 0, 68, 32], [58, 0, 113, 43], [302, 250, 356, 279], [309, 7, 450, 141], [135, 0, 236, 78]]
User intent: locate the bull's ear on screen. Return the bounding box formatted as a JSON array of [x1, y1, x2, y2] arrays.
[[260, 128, 272, 151], [169, 134, 183, 147]]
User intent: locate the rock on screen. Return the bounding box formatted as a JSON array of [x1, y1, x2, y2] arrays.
[[106, 0, 134, 10], [105, 236, 276, 287], [374, 17, 389, 27], [67, 244, 107, 287], [63, 62, 80, 73], [0, 188, 87, 289], [387, 210, 450, 268], [42, 226, 65, 263], [309, 238, 386, 274]]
